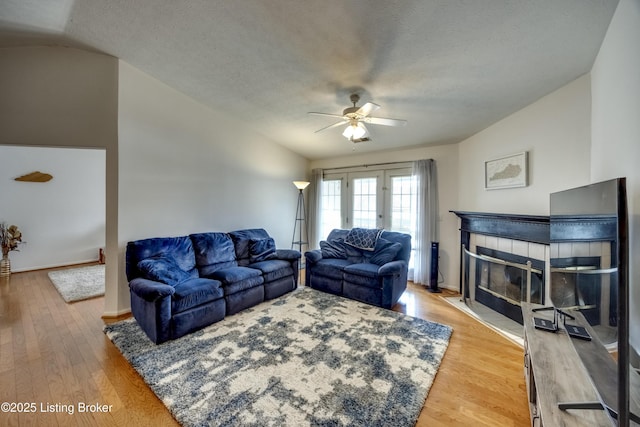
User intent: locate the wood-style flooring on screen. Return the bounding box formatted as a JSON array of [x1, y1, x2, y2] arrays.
[[0, 265, 530, 426]]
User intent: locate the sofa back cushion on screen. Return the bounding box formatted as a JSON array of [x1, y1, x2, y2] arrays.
[[325, 229, 364, 263], [137, 255, 193, 286], [126, 236, 198, 281], [369, 238, 404, 265], [190, 232, 238, 275], [378, 230, 412, 262], [229, 228, 270, 266], [325, 229, 411, 264], [249, 237, 277, 263], [319, 238, 348, 259]]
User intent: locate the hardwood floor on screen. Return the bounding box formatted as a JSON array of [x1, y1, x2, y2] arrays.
[[0, 266, 530, 426]]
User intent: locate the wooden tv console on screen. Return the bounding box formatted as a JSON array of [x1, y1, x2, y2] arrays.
[[522, 302, 615, 426]]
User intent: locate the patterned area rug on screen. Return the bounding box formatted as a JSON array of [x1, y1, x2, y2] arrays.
[[104, 287, 452, 427], [47, 264, 105, 303]]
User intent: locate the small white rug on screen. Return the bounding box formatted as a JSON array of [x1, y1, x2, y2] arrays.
[[48, 264, 105, 303]]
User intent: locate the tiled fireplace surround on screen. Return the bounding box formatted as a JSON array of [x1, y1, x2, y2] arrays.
[[452, 211, 613, 326]]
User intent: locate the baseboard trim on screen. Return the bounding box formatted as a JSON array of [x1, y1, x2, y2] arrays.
[[12, 259, 100, 273], [102, 308, 131, 319]]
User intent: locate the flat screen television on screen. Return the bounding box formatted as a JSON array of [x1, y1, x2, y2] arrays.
[[550, 178, 636, 426]]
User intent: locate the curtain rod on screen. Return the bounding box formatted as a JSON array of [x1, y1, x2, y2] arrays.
[[320, 159, 431, 172]]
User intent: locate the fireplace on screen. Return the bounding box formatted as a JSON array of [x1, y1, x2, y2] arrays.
[[452, 210, 618, 339], [453, 211, 550, 323], [473, 247, 545, 324]]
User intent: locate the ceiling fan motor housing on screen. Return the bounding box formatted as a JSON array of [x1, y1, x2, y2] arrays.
[[343, 106, 360, 117]]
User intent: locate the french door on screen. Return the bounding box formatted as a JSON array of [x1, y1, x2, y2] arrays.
[[320, 167, 415, 240]]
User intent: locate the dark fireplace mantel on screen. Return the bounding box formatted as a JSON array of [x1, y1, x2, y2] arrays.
[[451, 211, 550, 245]]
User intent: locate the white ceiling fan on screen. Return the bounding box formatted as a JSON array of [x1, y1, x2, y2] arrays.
[[309, 94, 407, 142]]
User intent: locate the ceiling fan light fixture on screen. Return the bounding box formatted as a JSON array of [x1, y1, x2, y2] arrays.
[[343, 122, 366, 140]]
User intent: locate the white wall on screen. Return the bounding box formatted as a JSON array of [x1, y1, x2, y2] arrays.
[[457, 74, 592, 215], [114, 61, 309, 313], [309, 144, 460, 291], [591, 0, 640, 352], [0, 146, 105, 271]]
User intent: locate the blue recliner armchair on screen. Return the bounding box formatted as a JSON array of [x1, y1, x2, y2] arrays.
[[126, 236, 226, 344], [305, 228, 411, 309]]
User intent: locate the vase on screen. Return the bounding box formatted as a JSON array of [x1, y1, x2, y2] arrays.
[[0, 253, 10, 277]]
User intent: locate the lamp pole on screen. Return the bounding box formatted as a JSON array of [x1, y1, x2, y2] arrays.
[[291, 181, 309, 284]]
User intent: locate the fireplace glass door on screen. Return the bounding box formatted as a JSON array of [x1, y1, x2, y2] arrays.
[[463, 246, 545, 324]]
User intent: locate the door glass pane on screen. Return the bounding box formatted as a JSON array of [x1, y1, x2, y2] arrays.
[[352, 177, 377, 228], [390, 174, 417, 269], [320, 179, 342, 240], [390, 175, 415, 235]]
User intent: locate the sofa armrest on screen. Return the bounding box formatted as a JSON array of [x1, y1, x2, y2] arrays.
[[304, 249, 323, 264], [274, 249, 301, 261], [377, 260, 407, 276], [129, 277, 175, 302]]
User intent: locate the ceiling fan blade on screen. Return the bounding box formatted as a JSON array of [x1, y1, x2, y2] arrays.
[[363, 117, 407, 127], [360, 123, 370, 137], [355, 102, 380, 117], [308, 112, 346, 119], [314, 120, 348, 133]]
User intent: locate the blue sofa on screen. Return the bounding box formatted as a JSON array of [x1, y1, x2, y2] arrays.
[[305, 228, 411, 309], [126, 228, 300, 344]]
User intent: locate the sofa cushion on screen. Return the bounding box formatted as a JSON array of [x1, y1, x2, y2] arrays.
[[369, 238, 403, 265], [208, 266, 262, 284], [171, 278, 224, 313], [249, 259, 293, 282], [126, 235, 198, 281], [311, 258, 352, 280], [190, 232, 237, 271], [345, 228, 383, 251], [320, 238, 347, 259], [249, 237, 277, 263], [223, 275, 265, 296], [343, 263, 381, 288], [137, 255, 192, 286], [229, 228, 270, 265]]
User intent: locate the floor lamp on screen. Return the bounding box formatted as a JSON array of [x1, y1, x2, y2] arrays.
[[291, 181, 309, 283]]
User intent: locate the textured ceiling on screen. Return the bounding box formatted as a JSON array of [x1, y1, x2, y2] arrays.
[[0, 0, 618, 160]]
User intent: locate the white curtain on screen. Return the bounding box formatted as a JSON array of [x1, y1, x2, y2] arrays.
[[412, 159, 439, 286], [306, 168, 323, 250]]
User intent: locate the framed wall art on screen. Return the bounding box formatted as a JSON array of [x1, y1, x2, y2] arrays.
[[485, 151, 528, 190]]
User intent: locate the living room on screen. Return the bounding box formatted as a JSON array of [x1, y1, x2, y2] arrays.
[[1, 1, 638, 425]]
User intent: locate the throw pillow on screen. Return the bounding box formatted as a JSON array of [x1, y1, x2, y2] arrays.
[[345, 227, 384, 251], [320, 238, 348, 259], [369, 239, 403, 265], [249, 237, 277, 263], [137, 255, 192, 286]]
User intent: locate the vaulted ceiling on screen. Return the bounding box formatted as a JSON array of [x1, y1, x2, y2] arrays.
[[0, 0, 618, 160]]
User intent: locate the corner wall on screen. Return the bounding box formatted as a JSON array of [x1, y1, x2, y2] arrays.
[[457, 74, 592, 216], [591, 0, 640, 352], [116, 61, 309, 314]]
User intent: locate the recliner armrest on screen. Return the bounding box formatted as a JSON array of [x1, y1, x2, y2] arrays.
[[129, 277, 175, 302], [304, 250, 323, 264], [377, 260, 407, 276], [274, 249, 301, 260]]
